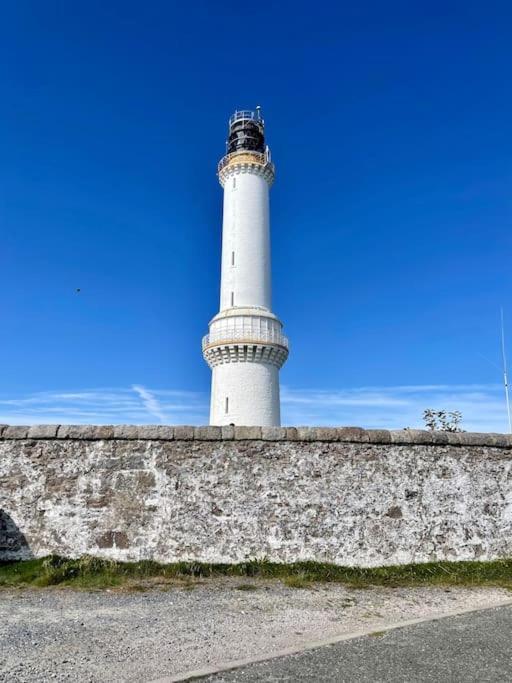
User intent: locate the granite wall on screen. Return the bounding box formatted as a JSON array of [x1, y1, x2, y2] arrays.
[[1, 425, 511, 567]]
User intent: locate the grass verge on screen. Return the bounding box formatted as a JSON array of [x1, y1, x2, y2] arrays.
[[1, 556, 512, 591]]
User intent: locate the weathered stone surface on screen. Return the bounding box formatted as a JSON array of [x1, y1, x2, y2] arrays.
[[221, 425, 235, 440], [113, 425, 141, 440], [56, 425, 115, 440], [137, 426, 174, 440], [0, 510, 31, 559], [443, 432, 465, 445], [431, 431, 451, 445], [194, 426, 222, 440], [261, 427, 286, 441], [460, 432, 500, 447], [313, 428, 339, 441], [336, 427, 370, 442], [386, 505, 403, 519], [366, 429, 392, 444], [96, 530, 129, 549], [487, 433, 512, 448], [57, 425, 97, 440], [93, 425, 115, 439], [285, 427, 299, 440], [27, 425, 59, 439], [295, 427, 315, 442], [1, 429, 511, 567], [234, 426, 262, 440], [390, 429, 433, 445], [1, 424, 508, 446], [174, 426, 194, 440], [2, 426, 30, 439]]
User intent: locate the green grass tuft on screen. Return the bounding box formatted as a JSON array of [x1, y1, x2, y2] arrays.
[[1, 556, 512, 591], [283, 573, 312, 589], [235, 583, 260, 591]]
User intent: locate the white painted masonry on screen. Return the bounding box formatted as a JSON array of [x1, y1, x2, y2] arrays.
[[210, 362, 280, 426], [219, 169, 271, 310], [2, 426, 512, 566], [203, 111, 288, 426]]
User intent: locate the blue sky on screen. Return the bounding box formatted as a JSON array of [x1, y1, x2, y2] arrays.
[[1, 2, 511, 430]]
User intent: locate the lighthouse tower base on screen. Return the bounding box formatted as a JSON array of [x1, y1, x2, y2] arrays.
[[210, 360, 280, 426], [203, 307, 288, 427]]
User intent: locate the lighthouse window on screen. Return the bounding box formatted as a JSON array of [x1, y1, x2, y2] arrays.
[[225, 397, 229, 413], [231, 251, 235, 266], [231, 292, 234, 306], [233, 177, 236, 189]]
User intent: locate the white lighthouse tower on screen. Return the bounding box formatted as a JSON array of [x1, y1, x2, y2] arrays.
[[202, 108, 289, 426]]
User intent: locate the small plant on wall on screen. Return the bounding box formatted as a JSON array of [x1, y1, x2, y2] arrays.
[[423, 409, 463, 432]]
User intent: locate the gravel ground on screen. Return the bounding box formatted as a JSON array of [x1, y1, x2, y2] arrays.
[[0, 580, 510, 682]]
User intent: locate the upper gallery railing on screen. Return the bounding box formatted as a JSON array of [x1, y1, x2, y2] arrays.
[[202, 328, 289, 351], [229, 110, 262, 126], [218, 148, 273, 175]]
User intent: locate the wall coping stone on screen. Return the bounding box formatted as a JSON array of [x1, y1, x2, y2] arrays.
[[0, 425, 511, 447], [221, 425, 235, 440], [27, 425, 59, 439], [2, 426, 31, 439]]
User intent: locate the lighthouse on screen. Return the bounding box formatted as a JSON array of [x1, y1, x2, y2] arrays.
[[202, 108, 289, 426]]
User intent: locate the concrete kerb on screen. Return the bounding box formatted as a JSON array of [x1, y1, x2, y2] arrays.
[[150, 598, 512, 683], [0, 425, 511, 447]]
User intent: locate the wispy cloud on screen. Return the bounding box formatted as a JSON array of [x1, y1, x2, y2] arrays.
[[0, 387, 208, 426], [281, 384, 507, 432], [0, 384, 507, 432], [131, 385, 166, 423]]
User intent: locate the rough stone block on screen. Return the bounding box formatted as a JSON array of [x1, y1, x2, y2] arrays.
[[390, 429, 433, 445], [285, 427, 299, 440], [92, 425, 115, 440], [261, 427, 286, 441], [445, 432, 465, 445], [57, 425, 97, 440], [336, 427, 369, 442], [0, 425, 7, 437], [459, 432, 495, 447], [487, 433, 512, 448], [27, 425, 59, 439], [137, 426, 174, 440], [2, 426, 30, 439], [234, 426, 262, 440], [95, 530, 129, 549], [314, 428, 339, 441], [113, 425, 141, 440], [503, 434, 512, 448], [194, 426, 222, 440], [431, 431, 451, 445], [389, 430, 411, 444], [366, 429, 392, 444], [295, 427, 315, 441], [409, 430, 434, 444], [174, 426, 194, 440], [221, 425, 235, 440]]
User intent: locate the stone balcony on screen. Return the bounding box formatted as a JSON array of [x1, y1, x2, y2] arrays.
[[202, 328, 289, 352]]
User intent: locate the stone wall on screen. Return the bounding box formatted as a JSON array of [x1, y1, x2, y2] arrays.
[[1, 425, 511, 567]]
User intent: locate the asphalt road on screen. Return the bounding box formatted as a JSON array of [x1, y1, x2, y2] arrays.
[[202, 605, 512, 682]]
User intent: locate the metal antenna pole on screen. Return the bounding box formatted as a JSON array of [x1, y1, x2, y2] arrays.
[[500, 307, 512, 433]]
